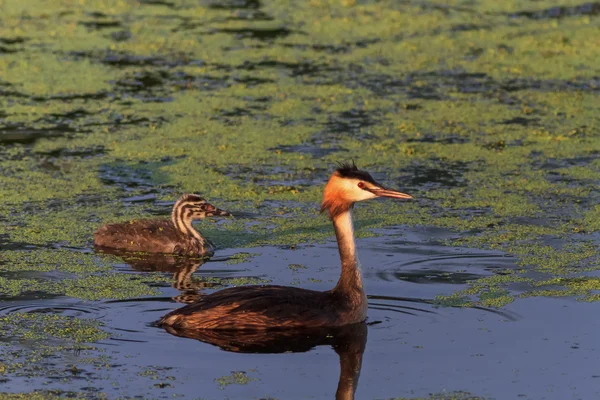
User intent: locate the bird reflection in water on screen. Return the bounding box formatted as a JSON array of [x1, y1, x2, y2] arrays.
[[162, 321, 368, 400], [96, 248, 215, 304]]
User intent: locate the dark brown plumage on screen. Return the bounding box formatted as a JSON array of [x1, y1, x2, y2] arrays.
[[94, 194, 230, 257], [158, 165, 413, 331], [161, 284, 366, 330]]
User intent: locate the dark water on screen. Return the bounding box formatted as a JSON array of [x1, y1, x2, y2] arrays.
[[0, 227, 597, 399]]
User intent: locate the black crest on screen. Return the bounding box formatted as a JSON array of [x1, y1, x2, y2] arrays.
[[335, 161, 378, 185], [179, 194, 206, 203]]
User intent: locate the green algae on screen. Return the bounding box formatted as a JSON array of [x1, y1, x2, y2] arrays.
[[0, 248, 165, 300], [523, 276, 600, 302], [0, 249, 111, 274], [0, 54, 115, 97], [0, 313, 108, 344], [0, 276, 62, 298], [224, 252, 260, 265], [512, 242, 598, 275], [436, 274, 532, 308], [215, 370, 257, 389], [63, 273, 163, 301], [0, 392, 104, 400], [289, 263, 307, 271], [0, 272, 162, 301], [582, 205, 600, 232]]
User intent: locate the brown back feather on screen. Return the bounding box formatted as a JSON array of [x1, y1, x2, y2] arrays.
[[94, 219, 211, 255], [159, 285, 365, 330], [94, 219, 181, 253]]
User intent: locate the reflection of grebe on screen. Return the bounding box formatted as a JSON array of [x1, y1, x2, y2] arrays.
[[159, 163, 412, 330], [94, 194, 230, 257], [163, 322, 367, 400], [94, 249, 213, 304]]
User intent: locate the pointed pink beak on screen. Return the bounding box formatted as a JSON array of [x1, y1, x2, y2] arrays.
[[368, 187, 413, 200]]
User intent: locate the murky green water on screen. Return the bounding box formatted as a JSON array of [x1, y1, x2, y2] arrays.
[[1, 0, 599, 398]]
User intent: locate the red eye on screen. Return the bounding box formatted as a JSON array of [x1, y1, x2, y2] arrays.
[[357, 182, 365, 189]]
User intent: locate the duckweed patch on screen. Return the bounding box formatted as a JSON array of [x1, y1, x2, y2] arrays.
[[0, 276, 62, 298], [63, 273, 163, 301], [289, 263, 307, 271], [0, 392, 105, 400], [436, 274, 532, 308], [513, 242, 598, 275], [0, 313, 108, 344], [524, 276, 600, 302], [224, 252, 260, 264], [215, 370, 258, 389], [0, 249, 111, 275], [0, 247, 164, 300]]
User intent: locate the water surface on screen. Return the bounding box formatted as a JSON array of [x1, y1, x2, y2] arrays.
[[1, 0, 599, 398]]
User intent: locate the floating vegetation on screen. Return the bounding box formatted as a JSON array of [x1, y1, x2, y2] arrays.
[[224, 252, 260, 264], [0, 391, 107, 400], [215, 371, 258, 389], [0, 313, 108, 344], [288, 263, 307, 271]]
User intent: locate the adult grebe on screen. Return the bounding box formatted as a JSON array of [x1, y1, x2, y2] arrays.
[[94, 194, 230, 257], [158, 163, 412, 329]]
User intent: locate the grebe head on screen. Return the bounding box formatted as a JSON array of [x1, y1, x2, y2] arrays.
[[321, 162, 413, 218], [174, 194, 231, 220]]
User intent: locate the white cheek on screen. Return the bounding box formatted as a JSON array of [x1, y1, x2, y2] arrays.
[[355, 190, 377, 202], [342, 179, 377, 202]]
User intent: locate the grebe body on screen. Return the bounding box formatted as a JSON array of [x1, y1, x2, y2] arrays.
[[159, 164, 412, 330], [161, 284, 366, 330], [94, 194, 229, 257]]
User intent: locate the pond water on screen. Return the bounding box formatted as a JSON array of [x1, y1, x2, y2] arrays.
[[0, 228, 598, 399], [1, 0, 600, 399]]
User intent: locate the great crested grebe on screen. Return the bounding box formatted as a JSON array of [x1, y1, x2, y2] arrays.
[[158, 163, 412, 330], [94, 194, 230, 257]]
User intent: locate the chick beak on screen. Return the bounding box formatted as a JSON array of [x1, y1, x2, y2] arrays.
[[206, 206, 232, 217]]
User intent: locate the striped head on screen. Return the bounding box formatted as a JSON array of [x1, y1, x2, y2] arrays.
[[171, 194, 231, 225]]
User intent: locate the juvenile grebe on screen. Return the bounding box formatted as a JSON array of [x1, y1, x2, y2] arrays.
[[94, 194, 230, 257], [158, 163, 412, 330]]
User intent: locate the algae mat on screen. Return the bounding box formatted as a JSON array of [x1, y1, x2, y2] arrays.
[[0, 0, 599, 399]]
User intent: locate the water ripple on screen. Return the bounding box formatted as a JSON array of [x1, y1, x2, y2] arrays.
[[0, 302, 108, 320]]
